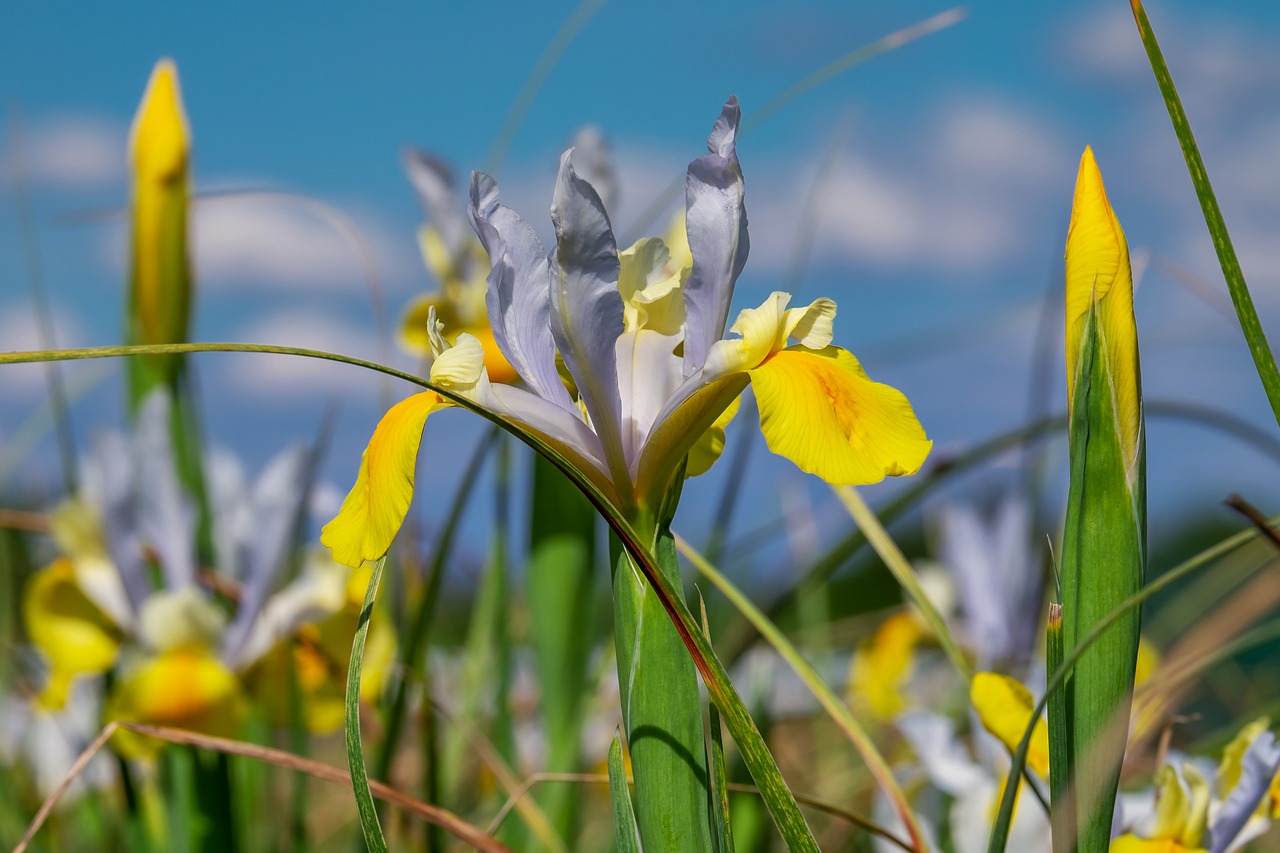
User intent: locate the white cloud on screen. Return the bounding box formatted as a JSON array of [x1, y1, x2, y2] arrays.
[[1, 114, 125, 190], [191, 195, 413, 292], [741, 99, 1068, 275]]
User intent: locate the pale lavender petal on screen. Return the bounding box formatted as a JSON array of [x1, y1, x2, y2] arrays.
[[682, 97, 749, 374], [1210, 731, 1280, 853], [940, 495, 1039, 666], [403, 148, 469, 253], [549, 151, 629, 484], [222, 444, 310, 663], [468, 171, 575, 409], [86, 432, 148, 615], [895, 711, 986, 797], [132, 391, 196, 593], [570, 126, 617, 213], [490, 384, 614, 495]]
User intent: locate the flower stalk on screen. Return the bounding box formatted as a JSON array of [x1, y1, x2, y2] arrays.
[[1056, 147, 1146, 851]]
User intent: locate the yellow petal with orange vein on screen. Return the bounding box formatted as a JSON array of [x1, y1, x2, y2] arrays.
[[749, 346, 930, 485]]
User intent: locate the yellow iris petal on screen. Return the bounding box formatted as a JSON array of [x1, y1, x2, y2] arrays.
[[1217, 716, 1271, 797], [848, 612, 923, 720], [685, 395, 740, 478], [971, 672, 1050, 778], [1065, 147, 1141, 472], [321, 391, 448, 568], [23, 559, 121, 710], [107, 649, 246, 758], [749, 346, 931, 485]]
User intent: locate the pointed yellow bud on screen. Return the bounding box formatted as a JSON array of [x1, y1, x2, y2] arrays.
[[1065, 147, 1141, 473], [129, 59, 189, 184], [127, 59, 193, 401]]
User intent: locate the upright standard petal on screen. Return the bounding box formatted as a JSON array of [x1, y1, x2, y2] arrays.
[[683, 97, 749, 374], [469, 171, 575, 408], [403, 149, 469, 253], [222, 444, 311, 664], [549, 152, 631, 489], [134, 390, 197, 591]]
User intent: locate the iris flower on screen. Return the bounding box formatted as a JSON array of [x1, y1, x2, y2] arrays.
[[322, 97, 931, 567], [21, 391, 375, 753], [1112, 720, 1280, 853]]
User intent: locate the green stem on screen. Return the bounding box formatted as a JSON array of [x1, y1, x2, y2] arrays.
[[610, 500, 712, 852]]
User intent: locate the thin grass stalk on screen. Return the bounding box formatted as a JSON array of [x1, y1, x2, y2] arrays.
[[347, 556, 389, 853], [1129, 0, 1280, 429], [833, 484, 971, 680], [676, 534, 927, 852], [6, 105, 78, 494]]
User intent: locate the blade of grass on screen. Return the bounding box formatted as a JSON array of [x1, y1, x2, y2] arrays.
[[700, 594, 735, 853], [675, 533, 927, 853], [608, 733, 643, 853], [1130, 0, 1280, 428], [7, 103, 78, 494], [1045, 604, 1071, 853], [348, 556, 389, 852], [833, 485, 971, 680]]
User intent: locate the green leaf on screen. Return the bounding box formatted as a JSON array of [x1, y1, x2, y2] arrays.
[[1060, 303, 1144, 850], [526, 453, 599, 849], [608, 731, 643, 853], [1130, 0, 1280, 430], [346, 556, 389, 853], [1045, 604, 1071, 853], [609, 509, 712, 852], [700, 594, 735, 853]]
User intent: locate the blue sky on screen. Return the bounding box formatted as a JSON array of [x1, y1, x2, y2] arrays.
[[4, 1, 1280, 574]]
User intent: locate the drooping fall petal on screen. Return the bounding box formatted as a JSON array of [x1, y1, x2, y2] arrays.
[[22, 559, 121, 709], [321, 392, 447, 568], [971, 672, 1050, 778], [749, 346, 931, 486]]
